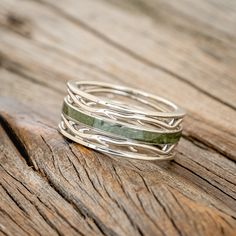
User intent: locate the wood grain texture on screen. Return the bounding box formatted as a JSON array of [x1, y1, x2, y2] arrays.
[[0, 124, 102, 236], [1, 99, 236, 236], [0, 0, 236, 235]]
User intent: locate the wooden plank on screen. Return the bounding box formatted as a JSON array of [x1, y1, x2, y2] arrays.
[[0, 98, 236, 236], [1, 69, 236, 209], [0, 0, 235, 124], [0, 0, 236, 235], [0, 0, 236, 163], [0, 122, 103, 236]]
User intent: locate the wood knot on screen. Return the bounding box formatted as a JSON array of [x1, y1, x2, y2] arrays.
[[6, 13, 32, 38]]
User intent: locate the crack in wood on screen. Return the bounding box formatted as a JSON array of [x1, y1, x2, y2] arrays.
[[0, 182, 29, 217], [0, 207, 33, 236], [0, 114, 112, 236], [152, 190, 183, 236], [183, 134, 236, 163], [174, 160, 236, 204], [0, 114, 35, 169], [1, 97, 236, 235]]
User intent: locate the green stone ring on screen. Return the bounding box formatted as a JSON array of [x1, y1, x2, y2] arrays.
[[58, 81, 186, 161]]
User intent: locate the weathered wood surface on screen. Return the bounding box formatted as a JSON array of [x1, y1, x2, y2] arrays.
[[0, 0, 236, 235]]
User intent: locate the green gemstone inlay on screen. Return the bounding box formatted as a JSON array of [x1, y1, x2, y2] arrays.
[[62, 101, 181, 144]]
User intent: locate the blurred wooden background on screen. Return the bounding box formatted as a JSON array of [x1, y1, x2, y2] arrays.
[[0, 0, 236, 235]]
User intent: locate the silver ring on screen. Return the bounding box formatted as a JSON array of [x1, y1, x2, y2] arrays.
[[58, 80, 186, 161]]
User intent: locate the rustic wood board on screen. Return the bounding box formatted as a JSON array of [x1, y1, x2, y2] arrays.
[[0, 0, 236, 235]]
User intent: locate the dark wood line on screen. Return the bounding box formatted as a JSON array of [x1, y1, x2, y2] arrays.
[[183, 135, 236, 163], [174, 160, 236, 205]]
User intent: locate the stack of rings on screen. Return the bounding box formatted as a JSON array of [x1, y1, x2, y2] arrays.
[[58, 81, 185, 161]]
